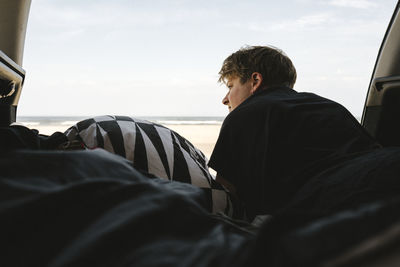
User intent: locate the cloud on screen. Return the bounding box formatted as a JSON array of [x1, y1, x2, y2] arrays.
[[242, 9, 386, 41], [31, 1, 221, 30], [295, 13, 333, 27], [327, 0, 378, 9], [271, 15, 328, 30], [244, 13, 334, 33]]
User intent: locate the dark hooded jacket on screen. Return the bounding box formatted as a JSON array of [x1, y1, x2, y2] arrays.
[[209, 86, 380, 220]]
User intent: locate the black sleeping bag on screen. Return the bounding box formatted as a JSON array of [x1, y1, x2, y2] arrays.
[[0, 149, 253, 267], [2, 148, 400, 267], [2, 121, 400, 266], [247, 146, 400, 267]]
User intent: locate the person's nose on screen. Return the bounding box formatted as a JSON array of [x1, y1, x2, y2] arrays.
[[222, 92, 229, 105]]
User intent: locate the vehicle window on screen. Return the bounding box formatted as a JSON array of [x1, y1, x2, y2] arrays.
[[18, 0, 397, 120]]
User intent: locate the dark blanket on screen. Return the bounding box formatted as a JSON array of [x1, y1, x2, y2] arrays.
[[247, 147, 400, 266], [2, 124, 400, 266], [249, 195, 400, 267], [0, 149, 253, 267]]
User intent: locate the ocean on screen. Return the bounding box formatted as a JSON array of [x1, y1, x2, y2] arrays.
[[14, 116, 223, 158], [16, 116, 224, 129]]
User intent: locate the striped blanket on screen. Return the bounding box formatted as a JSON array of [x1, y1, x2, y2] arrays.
[[65, 115, 236, 217]]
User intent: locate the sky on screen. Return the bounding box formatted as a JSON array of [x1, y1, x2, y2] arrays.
[[18, 0, 398, 118]]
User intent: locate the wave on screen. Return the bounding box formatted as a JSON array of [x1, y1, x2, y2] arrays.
[[18, 121, 41, 126], [60, 121, 80, 125]]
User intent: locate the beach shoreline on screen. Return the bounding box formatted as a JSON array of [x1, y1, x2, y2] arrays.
[[24, 122, 221, 159]]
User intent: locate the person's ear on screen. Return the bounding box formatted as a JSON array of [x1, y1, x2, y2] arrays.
[[250, 72, 263, 94]]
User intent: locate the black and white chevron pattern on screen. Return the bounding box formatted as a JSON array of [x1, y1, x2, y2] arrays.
[[65, 115, 234, 216]]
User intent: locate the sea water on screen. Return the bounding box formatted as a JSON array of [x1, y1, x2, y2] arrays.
[[16, 116, 224, 130]]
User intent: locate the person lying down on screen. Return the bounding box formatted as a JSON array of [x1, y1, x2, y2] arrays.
[[208, 45, 380, 220]]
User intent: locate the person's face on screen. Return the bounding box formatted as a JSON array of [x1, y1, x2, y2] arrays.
[[222, 76, 253, 112]]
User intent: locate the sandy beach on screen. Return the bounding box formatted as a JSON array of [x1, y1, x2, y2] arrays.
[[32, 123, 221, 159], [165, 124, 221, 159]]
